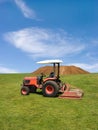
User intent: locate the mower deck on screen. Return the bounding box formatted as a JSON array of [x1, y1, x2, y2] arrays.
[[59, 83, 83, 99]]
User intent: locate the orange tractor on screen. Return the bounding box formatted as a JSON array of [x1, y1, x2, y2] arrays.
[[21, 60, 83, 99]]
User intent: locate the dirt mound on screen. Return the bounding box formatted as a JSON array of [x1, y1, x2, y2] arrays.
[[32, 65, 90, 75]]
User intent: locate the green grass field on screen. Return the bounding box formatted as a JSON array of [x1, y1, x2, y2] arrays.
[[0, 73, 98, 130]]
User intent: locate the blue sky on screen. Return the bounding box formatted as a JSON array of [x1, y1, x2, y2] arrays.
[[0, 0, 98, 73]]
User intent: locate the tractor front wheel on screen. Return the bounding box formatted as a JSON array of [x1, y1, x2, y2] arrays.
[[21, 86, 30, 95], [42, 81, 59, 97]]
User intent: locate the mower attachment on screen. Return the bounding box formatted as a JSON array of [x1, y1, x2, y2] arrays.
[[59, 83, 84, 99]]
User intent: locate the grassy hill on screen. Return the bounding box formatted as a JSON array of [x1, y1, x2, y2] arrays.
[[0, 73, 98, 130]]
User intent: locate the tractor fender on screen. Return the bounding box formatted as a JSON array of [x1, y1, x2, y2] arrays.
[[43, 77, 57, 83]]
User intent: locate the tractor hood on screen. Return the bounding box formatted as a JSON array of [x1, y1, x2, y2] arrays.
[[24, 77, 37, 80]]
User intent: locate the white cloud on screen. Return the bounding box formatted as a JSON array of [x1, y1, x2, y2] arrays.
[[4, 27, 85, 59], [67, 63, 98, 72], [0, 65, 19, 73], [14, 0, 37, 20]]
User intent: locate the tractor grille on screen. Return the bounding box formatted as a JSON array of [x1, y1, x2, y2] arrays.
[[23, 80, 30, 84]]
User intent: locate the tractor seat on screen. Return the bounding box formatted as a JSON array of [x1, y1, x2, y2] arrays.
[[49, 72, 55, 78]]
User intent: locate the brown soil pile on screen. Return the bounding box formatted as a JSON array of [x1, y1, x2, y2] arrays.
[[32, 65, 90, 75]]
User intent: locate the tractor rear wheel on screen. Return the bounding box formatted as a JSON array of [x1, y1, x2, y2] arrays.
[[21, 86, 30, 95], [42, 81, 59, 97]]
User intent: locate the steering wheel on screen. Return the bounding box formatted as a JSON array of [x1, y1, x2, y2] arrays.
[[40, 73, 46, 77]]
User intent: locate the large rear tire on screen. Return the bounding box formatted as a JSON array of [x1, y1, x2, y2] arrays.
[[21, 86, 30, 95], [42, 81, 59, 97]]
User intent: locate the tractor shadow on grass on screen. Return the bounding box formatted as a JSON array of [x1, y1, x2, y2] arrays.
[[33, 90, 60, 98], [36, 91, 43, 95]]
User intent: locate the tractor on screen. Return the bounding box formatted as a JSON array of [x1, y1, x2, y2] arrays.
[[21, 60, 83, 99]]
